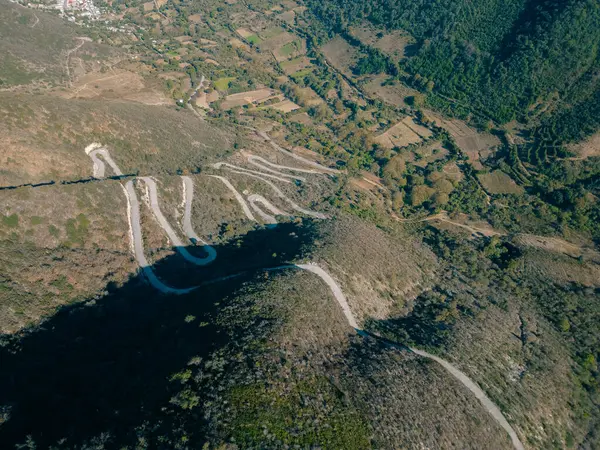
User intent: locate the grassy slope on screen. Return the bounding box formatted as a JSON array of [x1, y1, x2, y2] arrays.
[[0, 93, 234, 185], [0, 0, 116, 88]]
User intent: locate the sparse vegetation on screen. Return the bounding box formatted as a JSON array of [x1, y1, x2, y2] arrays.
[[0, 0, 599, 448]]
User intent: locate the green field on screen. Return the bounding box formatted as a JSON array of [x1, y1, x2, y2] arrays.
[[290, 68, 314, 80], [246, 34, 262, 45], [280, 40, 299, 57], [213, 77, 236, 91]]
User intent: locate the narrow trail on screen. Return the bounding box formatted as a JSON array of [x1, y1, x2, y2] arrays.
[[257, 130, 340, 174], [64, 37, 91, 88], [393, 212, 502, 237], [187, 75, 205, 119], [84, 144, 524, 450], [212, 162, 294, 184], [30, 13, 39, 28]]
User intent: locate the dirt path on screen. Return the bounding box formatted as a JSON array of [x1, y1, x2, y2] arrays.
[[30, 13, 39, 28], [187, 75, 205, 119], [395, 211, 599, 260], [394, 211, 502, 237], [64, 37, 91, 87], [213, 166, 328, 219], [257, 130, 340, 174]]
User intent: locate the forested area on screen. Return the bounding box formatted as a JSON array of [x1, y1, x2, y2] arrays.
[[306, 0, 600, 149]]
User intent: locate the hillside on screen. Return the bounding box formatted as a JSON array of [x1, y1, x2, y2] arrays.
[[0, 215, 515, 449], [1, 0, 599, 448]]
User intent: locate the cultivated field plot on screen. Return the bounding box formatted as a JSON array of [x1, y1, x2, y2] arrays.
[[349, 24, 414, 59], [428, 113, 500, 168], [236, 27, 261, 45], [255, 27, 307, 62], [321, 36, 363, 76], [375, 117, 432, 149], [478, 170, 524, 195], [281, 56, 314, 76], [268, 99, 301, 113], [213, 77, 236, 91], [220, 88, 276, 109], [218, 89, 300, 113], [364, 75, 421, 107]]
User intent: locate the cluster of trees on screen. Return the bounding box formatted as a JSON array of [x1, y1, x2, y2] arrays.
[[307, 0, 600, 150]]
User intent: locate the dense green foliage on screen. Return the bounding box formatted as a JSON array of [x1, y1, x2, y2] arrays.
[[307, 0, 600, 147]]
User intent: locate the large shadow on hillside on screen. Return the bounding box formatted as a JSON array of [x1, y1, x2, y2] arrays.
[[0, 221, 317, 449]]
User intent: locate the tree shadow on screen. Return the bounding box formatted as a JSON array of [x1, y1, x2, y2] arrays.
[[0, 221, 317, 448]]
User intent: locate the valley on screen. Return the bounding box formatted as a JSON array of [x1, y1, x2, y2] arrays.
[[0, 0, 599, 449]]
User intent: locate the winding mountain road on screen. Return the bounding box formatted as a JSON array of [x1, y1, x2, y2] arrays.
[[85, 144, 525, 450], [140, 177, 216, 266], [212, 162, 294, 183], [257, 130, 340, 175], [247, 193, 288, 225], [213, 166, 327, 219]]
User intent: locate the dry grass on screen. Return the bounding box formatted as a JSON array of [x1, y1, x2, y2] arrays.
[[0, 92, 233, 185], [311, 215, 437, 324], [349, 24, 413, 59], [63, 68, 170, 105], [364, 75, 421, 107], [281, 56, 313, 75], [427, 112, 500, 161], [567, 131, 600, 159], [478, 170, 524, 195], [321, 36, 362, 77]]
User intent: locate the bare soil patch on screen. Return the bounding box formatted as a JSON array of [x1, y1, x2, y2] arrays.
[[428, 112, 500, 157], [567, 132, 600, 159], [63, 69, 170, 106], [268, 100, 301, 113], [375, 117, 431, 149], [235, 27, 253, 38], [221, 88, 275, 109]]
